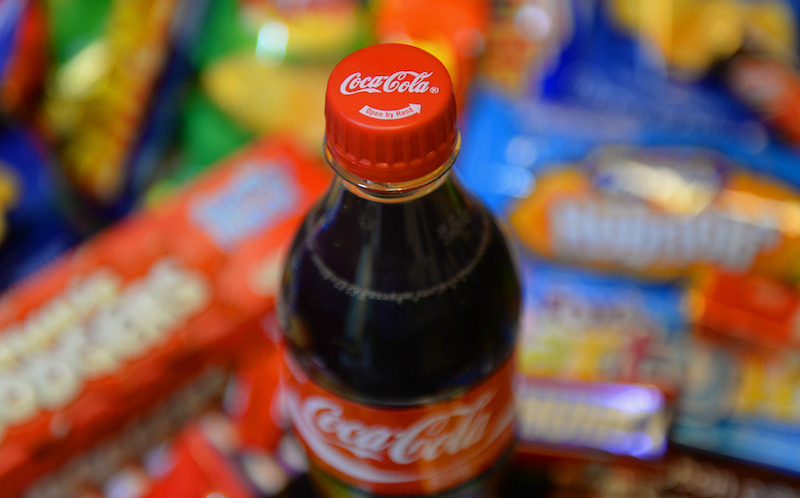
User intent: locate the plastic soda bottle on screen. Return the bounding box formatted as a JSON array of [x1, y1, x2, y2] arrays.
[[278, 43, 521, 497]]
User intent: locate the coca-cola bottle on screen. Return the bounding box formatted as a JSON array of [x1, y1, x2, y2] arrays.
[[277, 43, 521, 497]]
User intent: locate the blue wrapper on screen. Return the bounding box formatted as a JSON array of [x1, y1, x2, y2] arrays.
[[0, 125, 83, 290]]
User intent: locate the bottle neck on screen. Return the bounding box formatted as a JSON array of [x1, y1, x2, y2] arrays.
[[323, 132, 461, 204]]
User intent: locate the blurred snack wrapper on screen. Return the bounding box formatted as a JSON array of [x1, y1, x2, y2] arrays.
[[0, 137, 329, 496]]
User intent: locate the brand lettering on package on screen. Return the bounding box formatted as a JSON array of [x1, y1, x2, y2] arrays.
[[340, 71, 433, 95]]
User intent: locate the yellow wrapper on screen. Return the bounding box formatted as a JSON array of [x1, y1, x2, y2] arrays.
[[608, 0, 796, 78], [202, 53, 331, 150], [0, 168, 18, 243]]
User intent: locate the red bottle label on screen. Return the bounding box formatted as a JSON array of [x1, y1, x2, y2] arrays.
[[284, 355, 516, 496]]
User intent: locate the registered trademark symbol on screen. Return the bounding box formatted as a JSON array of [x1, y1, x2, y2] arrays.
[[430, 86, 440, 94]]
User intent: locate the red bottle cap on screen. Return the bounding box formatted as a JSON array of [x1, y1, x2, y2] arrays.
[[325, 43, 457, 184]]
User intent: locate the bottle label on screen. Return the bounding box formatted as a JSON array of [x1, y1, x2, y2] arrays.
[[284, 355, 516, 496]]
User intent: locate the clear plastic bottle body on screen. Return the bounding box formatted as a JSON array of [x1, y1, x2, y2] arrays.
[[278, 148, 521, 496]]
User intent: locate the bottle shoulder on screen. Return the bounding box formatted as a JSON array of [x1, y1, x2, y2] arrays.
[[302, 180, 508, 290]]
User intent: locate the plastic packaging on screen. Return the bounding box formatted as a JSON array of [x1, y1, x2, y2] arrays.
[[0, 124, 82, 292], [0, 138, 329, 496], [0, 0, 47, 119], [507, 146, 800, 281]]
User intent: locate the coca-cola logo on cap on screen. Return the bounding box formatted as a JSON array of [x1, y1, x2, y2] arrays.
[[339, 71, 439, 96]]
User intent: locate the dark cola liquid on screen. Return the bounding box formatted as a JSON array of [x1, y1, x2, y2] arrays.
[[278, 173, 521, 496], [280, 174, 519, 402]]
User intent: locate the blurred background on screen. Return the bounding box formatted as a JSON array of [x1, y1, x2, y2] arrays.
[[3, 0, 800, 496]]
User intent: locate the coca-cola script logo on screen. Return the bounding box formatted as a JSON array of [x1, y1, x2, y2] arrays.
[[339, 71, 436, 95], [301, 393, 493, 465], [284, 358, 516, 491]]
